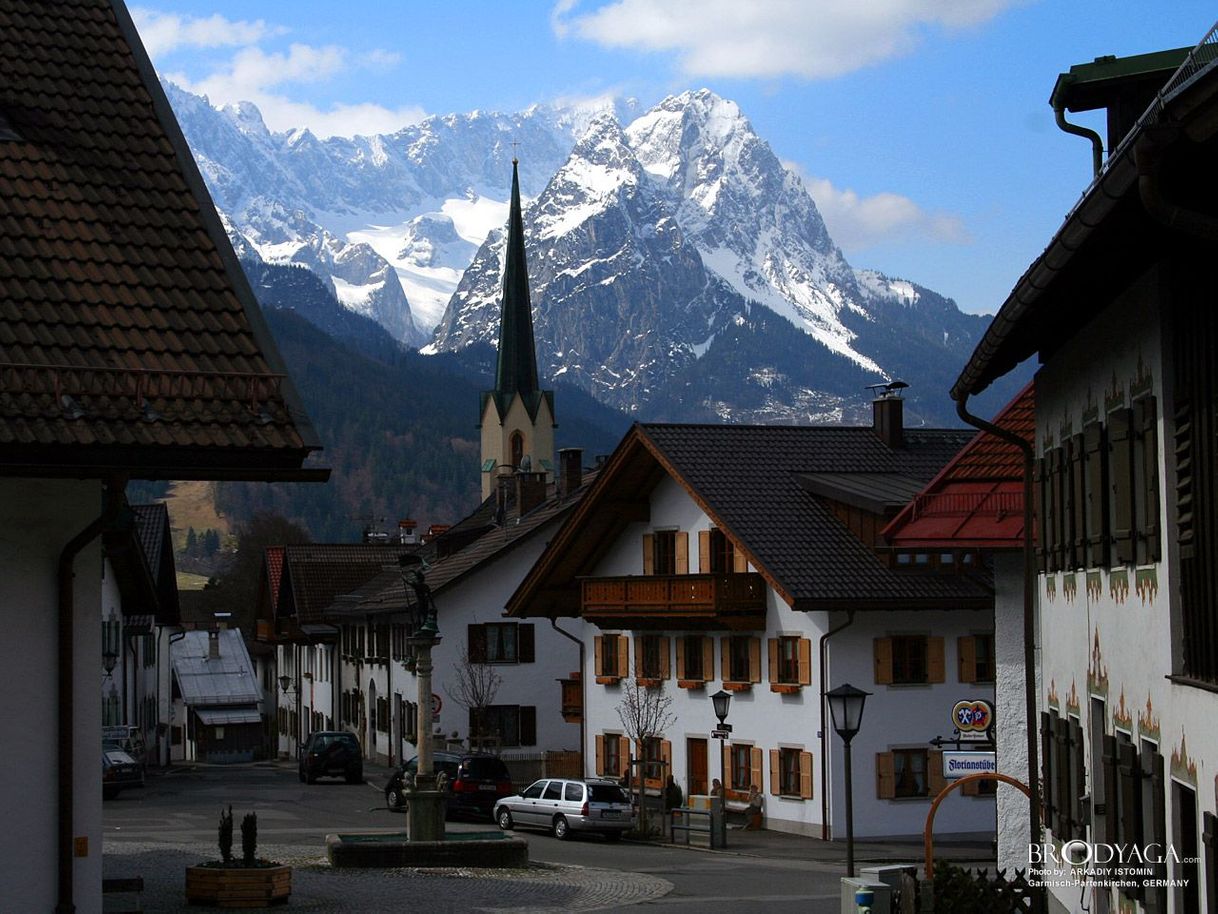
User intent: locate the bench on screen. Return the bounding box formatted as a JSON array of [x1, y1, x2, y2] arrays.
[[102, 876, 143, 914], [670, 807, 723, 848]]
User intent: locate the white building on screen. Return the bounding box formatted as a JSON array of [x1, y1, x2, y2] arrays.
[[508, 408, 1000, 840], [948, 36, 1218, 914]]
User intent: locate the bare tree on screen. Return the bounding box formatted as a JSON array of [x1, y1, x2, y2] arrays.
[[445, 647, 502, 750], [616, 678, 676, 836]]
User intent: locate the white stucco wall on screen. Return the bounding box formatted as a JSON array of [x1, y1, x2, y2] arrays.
[[0, 478, 105, 914], [993, 551, 1035, 871]]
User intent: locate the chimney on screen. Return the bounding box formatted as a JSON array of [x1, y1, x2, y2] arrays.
[[558, 448, 583, 496], [398, 519, 417, 545], [871, 382, 907, 449], [514, 471, 548, 517], [207, 629, 221, 660]]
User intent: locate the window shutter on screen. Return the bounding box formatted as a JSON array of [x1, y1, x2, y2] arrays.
[[702, 637, 714, 682], [1036, 457, 1050, 573], [1039, 712, 1055, 828], [874, 638, 893, 684], [1054, 716, 1071, 836], [748, 637, 761, 683], [766, 749, 780, 796], [927, 637, 945, 683], [468, 624, 487, 664], [675, 636, 686, 680], [698, 530, 710, 573], [518, 624, 535, 663], [642, 534, 655, 575], [1084, 422, 1108, 567], [733, 545, 748, 573], [958, 636, 977, 683], [720, 637, 730, 682], [1069, 434, 1086, 568], [750, 746, 764, 794], [519, 706, 536, 746], [595, 735, 605, 776], [619, 737, 631, 778], [1069, 718, 1086, 840], [797, 638, 812, 686], [767, 638, 778, 684], [660, 637, 671, 679], [593, 636, 604, 677], [723, 742, 732, 787], [799, 752, 813, 799], [876, 752, 895, 799], [618, 637, 629, 679], [928, 750, 946, 796], [661, 740, 672, 778], [634, 635, 644, 678], [962, 777, 980, 797], [1049, 447, 1065, 571], [1109, 408, 1135, 564], [1102, 735, 1119, 844], [1135, 396, 1161, 563], [676, 532, 689, 574], [1117, 740, 1140, 848]]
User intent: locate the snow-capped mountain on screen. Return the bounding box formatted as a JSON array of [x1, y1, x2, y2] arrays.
[[166, 83, 1009, 424]]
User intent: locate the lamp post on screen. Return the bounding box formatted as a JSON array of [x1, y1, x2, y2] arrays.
[[102, 609, 120, 678], [711, 689, 731, 848], [826, 683, 870, 876], [400, 554, 444, 841]]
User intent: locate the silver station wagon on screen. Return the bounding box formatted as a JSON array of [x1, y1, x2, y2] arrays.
[[494, 778, 634, 841]]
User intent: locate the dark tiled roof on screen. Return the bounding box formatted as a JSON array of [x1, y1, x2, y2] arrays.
[[279, 543, 418, 624], [884, 382, 1035, 550], [0, 0, 322, 478], [131, 503, 168, 570], [130, 500, 179, 622]]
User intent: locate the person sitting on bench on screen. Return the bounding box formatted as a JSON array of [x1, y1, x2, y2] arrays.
[[742, 783, 763, 830]]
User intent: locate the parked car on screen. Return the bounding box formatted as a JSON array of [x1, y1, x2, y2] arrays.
[[384, 751, 513, 818], [102, 747, 143, 800], [298, 731, 363, 784], [103, 725, 146, 779], [494, 778, 633, 841]]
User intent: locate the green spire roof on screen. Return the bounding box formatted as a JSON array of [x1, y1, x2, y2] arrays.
[[495, 159, 539, 396]]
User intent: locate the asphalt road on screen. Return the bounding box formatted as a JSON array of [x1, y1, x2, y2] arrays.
[[103, 764, 849, 912]]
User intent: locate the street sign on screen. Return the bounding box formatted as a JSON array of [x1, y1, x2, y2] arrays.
[[716, 722, 733, 732], [711, 727, 731, 739], [951, 699, 993, 733], [942, 751, 997, 779]]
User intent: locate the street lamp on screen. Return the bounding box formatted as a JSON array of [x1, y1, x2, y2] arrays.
[[826, 683, 870, 877], [278, 675, 293, 695], [710, 689, 731, 847], [102, 609, 121, 677]]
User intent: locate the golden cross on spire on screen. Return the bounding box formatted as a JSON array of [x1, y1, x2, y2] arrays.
[[511, 139, 520, 164]]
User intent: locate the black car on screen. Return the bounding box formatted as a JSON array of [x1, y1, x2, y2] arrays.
[[298, 731, 363, 784], [102, 747, 143, 800], [384, 751, 513, 818]]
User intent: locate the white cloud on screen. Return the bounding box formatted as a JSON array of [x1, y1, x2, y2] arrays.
[[793, 168, 969, 251], [131, 9, 285, 56], [553, 0, 1020, 79], [134, 9, 423, 138]]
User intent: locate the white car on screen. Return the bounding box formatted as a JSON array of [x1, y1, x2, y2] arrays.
[[494, 778, 633, 841]]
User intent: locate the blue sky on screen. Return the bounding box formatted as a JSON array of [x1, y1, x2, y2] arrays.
[[131, 1, 1216, 316]]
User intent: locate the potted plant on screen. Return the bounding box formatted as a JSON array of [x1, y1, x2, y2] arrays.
[[185, 806, 291, 908]]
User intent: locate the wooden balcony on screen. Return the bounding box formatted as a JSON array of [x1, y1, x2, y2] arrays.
[[580, 573, 767, 630]]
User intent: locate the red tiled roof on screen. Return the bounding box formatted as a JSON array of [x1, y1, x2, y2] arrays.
[[0, 0, 323, 479], [883, 382, 1034, 550], [264, 546, 285, 614]]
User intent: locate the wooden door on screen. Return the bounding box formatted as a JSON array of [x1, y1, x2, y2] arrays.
[[687, 737, 708, 796]]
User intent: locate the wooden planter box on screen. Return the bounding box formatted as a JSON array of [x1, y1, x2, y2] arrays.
[[185, 864, 291, 908]]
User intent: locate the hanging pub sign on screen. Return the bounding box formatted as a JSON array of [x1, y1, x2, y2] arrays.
[[952, 698, 994, 741]]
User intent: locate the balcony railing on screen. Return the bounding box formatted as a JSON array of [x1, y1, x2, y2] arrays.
[[580, 573, 767, 630]]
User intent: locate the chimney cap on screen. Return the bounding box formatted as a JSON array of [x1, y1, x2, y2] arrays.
[[866, 380, 908, 399]]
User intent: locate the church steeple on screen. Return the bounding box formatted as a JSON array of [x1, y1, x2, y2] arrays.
[[495, 159, 539, 396], [479, 158, 556, 501]]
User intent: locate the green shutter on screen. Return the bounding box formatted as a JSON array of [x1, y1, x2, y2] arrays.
[[1135, 397, 1161, 563], [1084, 422, 1108, 567], [1109, 408, 1136, 565]]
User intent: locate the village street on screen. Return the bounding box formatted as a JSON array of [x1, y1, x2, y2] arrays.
[[102, 762, 984, 912]]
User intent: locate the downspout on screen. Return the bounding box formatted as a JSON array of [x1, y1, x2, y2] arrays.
[[57, 476, 126, 914], [550, 619, 586, 776], [954, 395, 1041, 848], [819, 610, 855, 841], [294, 643, 302, 757], [1054, 104, 1104, 178], [167, 630, 187, 767]]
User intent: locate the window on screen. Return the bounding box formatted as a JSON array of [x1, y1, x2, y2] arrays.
[[522, 781, 545, 800], [509, 432, 524, 470], [958, 634, 995, 684], [877, 749, 944, 800], [730, 744, 753, 792], [468, 622, 534, 664], [644, 737, 664, 782], [643, 530, 688, 574], [595, 633, 627, 681], [725, 636, 759, 684], [599, 733, 624, 779], [564, 782, 584, 802], [768, 636, 810, 687], [475, 705, 536, 747], [770, 747, 813, 799], [874, 636, 945, 685], [893, 636, 927, 683], [894, 749, 928, 797], [543, 780, 563, 800], [681, 634, 704, 681], [779, 748, 801, 796], [637, 635, 667, 680], [709, 528, 733, 572]]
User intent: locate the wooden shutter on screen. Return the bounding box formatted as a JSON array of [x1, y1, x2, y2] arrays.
[[593, 636, 604, 677], [1039, 712, 1055, 828], [619, 737, 631, 778], [675, 636, 685, 679], [1055, 716, 1071, 836], [1069, 434, 1086, 568], [702, 637, 714, 682], [723, 742, 732, 787], [614, 636, 627, 679], [1109, 408, 1135, 564], [660, 637, 671, 679], [876, 752, 895, 799], [721, 637, 731, 681], [642, 534, 655, 575], [797, 638, 811, 686], [927, 637, 945, 683], [750, 747, 764, 794], [519, 706, 536, 746], [1102, 734, 1119, 843], [595, 735, 605, 776], [634, 636, 644, 677], [748, 637, 761, 683], [1036, 457, 1050, 573], [1117, 740, 1140, 848], [874, 638, 893, 684], [1084, 422, 1108, 567], [518, 624, 535, 663], [800, 752, 813, 799], [1146, 746, 1167, 911], [928, 750, 946, 796], [1069, 718, 1086, 839], [958, 636, 977, 683], [468, 624, 487, 663], [1048, 447, 1065, 571], [733, 545, 748, 573], [1135, 396, 1161, 564], [661, 740, 672, 778], [698, 530, 710, 573], [767, 638, 778, 684], [676, 532, 689, 574], [769, 749, 780, 795]]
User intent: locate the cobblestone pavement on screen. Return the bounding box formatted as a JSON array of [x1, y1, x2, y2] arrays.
[[104, 842, 673, 913]]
